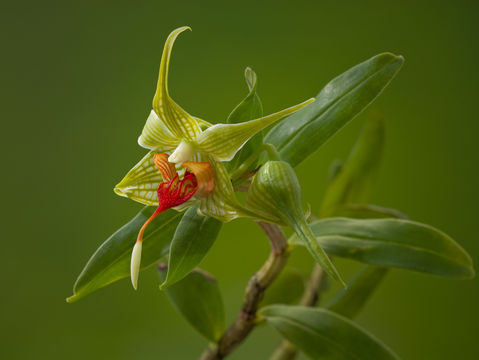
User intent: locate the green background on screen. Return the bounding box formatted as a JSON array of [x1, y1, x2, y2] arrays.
[[2, 0, 478, 359]]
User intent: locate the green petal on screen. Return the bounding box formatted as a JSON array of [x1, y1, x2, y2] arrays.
[[194, 98, 314, 161], [138, 110, 181, 150], [196, 157, 243, 222], [152, 26, 202, 139], [114, 151, 163, 206]]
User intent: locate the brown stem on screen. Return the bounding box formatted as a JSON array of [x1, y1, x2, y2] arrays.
[[199, 222, 289, 360], [269, 264, 326, 360]]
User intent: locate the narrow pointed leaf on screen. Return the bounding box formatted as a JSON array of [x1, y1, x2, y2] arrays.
[[161, 206, 222, 289], [158, 266, 225, 342], [321, 115, 385, 215], [289, 218, 475, 279], [260, 268, 305, 306], [327, 265, 388, 319], [67, 207, 182, 303], [260, 305, 400, 360], [265, 53, 404, 167], [226, 67, 264, 172], [195, 98, 314, 162]]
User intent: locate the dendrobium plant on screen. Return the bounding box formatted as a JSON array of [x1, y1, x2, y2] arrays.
[[69, 27, 475, 360], [113, 26, 314, 288]]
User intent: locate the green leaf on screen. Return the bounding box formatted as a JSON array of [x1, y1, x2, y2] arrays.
[[328, 204, 408, 220], [321, 115, 385, 215], [260, 268, 305, 306], [226, 67, 264, 172], [158, 266, 225, 342], [289, 218, 475, 279], [260, 305, 400, 360], [326, 265, 388, 319], [67, 207, 182, 303], [161, 206, 222, 289], [264, 53, 404, 167]]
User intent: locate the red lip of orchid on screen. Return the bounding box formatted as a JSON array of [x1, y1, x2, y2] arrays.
[[131, 153, 214, 289]]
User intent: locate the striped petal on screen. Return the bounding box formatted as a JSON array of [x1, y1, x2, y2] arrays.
[[138, 110, 180, 151], [196, 157, 243, 222], [114, 152, 163, 206], [194, 98, 314, 161], [153, 153, 177, 182], [152, 26, 202, 139]]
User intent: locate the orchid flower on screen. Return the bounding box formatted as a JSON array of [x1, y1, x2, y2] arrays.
[[113, 26, 314, 288]]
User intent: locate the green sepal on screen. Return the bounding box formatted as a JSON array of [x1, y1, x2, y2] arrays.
[[161, 206, 222, 289], [226, 67, 264, 172], [289, 217, 475, 279], [67, 207, 182, 303], [138, 110, 180, 151], [259, 305, 400, 360], [194, 98, 314, 162], [264, 53, 404, 167], [246, 161, 345, 286], [151, 26, 202, 139], [158, 266, 226, 342], [114, 151, 164, 206], [196, 157, 245, 222]]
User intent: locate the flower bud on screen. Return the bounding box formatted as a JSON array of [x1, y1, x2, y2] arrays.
[[246, 161, 345, 287]]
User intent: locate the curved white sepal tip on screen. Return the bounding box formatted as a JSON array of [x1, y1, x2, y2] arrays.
[[131, 242, 143, 290]]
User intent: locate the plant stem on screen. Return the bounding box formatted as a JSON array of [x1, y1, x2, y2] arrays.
[[199, 222, 289, 360], [269, 264, 326, 360]]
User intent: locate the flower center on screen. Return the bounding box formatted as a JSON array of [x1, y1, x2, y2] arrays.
[[130, 152, 215, 289]]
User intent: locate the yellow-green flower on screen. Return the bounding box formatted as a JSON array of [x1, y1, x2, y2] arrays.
[[113, 26, 313, 288], [114, 26, 313, 222]]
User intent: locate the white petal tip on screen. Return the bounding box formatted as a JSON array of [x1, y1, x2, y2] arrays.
[[131, 242, 143, 290], [168, 140, 194, 164]]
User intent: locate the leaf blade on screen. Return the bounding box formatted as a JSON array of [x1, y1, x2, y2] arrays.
[[260, 305, 400, 360], [161, 206, 222, 289], [67, 207, 182, 303], [289, 218, 475, 279], [265, 53, 403, 167], [159, 266, 225, 342]]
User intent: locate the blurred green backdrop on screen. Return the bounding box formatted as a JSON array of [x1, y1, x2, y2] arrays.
[[2, 0, 478, 359]]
